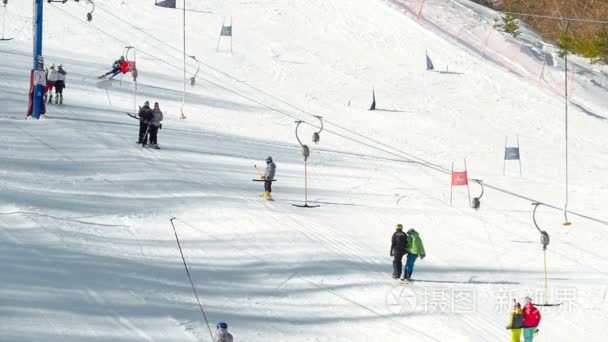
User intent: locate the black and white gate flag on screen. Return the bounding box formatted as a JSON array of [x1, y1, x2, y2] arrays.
[[155, 0, 176, 9], [426, 50, 434, 70]]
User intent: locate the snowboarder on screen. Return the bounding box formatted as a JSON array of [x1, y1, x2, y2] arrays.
[[402, 228, 425, 281], [522, 297, 541, 342], [506, 301, 523, 342], [137, 101, 153, 145], [45, 64, 58, 104], [261, 156, 276, 200], [54, 64, 67, 104], [390, 224, 408, 279], [98, 56, 125, 79], [149, 102, 163, 149], [213, 322, 233, 342]]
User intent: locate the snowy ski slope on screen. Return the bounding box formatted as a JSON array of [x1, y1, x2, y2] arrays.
[[1, 0, 608, 341]]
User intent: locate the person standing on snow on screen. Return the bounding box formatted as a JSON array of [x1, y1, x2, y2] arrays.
[[98, 56, 125, 79], [54, 64, 67, 104], [506, 301, 524, 342], [137, 101, 153, 145], [402, 228, 426, 281], [213, 322, 233, 342], [522, 297, 541, 342], [46, 64, 58, 104], [390, 224, 408, 279], [149, 102, 163, 149], [261, 156, 276, 200]]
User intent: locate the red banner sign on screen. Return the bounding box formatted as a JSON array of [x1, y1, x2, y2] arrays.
[[451, 171, 468, 186], [121, 61, 136, 74]]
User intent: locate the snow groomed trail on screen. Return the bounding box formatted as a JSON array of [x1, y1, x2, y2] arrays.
[[2, 0, 608, 341]]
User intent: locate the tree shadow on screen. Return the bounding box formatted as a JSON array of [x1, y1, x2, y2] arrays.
[[0, 226, 410, 341]]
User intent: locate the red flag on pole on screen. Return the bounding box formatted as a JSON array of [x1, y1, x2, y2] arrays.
[[451, 171, 468, 186], [121, 61, 136, 74]]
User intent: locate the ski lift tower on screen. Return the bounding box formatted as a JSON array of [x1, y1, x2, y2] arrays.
[[293, 120, 319, 208], [30, 0, 46, 119], [531, 202, 561, 306]]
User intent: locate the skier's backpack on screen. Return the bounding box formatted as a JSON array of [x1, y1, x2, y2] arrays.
[[511, 313, 524, 329]]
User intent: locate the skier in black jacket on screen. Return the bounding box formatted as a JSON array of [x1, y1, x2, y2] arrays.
[[138, 101, 154, 145], [390, 224, 409, 279], [98, 56, 125, 79]]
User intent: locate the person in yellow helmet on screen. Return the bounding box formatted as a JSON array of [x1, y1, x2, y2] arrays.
[[506, 301, 523, 342], [390, 224, 408, 279]]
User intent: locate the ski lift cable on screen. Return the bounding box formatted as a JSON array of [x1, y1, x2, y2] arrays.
[[88, 1, 604, 195], [86, 4, 457, 168], [88, 3, 445, 166], [93, 3, 201, 74], [55, 3, 608, 227], [85, 2, 491, 170], [51, 3, 608, 228]]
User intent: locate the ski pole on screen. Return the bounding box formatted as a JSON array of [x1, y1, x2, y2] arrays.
[[254, 165, 264, 179], [142, 121, 152, 145]]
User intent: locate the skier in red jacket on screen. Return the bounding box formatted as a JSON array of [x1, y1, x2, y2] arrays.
[[522, 296, 541, 342]]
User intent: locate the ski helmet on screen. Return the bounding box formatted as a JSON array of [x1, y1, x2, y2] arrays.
[[50, 64, 55, 69], [396, 224, 403, 230], [216, 322, 228, 329], [266, 156, 273, 163], [407, 228, 415, 234]]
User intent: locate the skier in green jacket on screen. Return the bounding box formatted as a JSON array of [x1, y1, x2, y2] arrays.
[[402, 228, 426, 281]]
